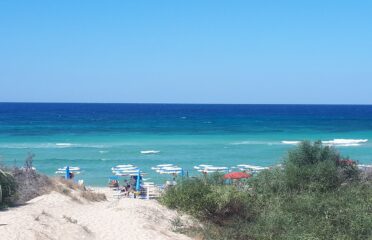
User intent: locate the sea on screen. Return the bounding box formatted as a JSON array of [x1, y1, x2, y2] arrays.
[[0, 103, 372, 186]]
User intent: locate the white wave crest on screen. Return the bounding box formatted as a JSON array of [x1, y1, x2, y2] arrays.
[[322, 139, 368, 146], [281, 141, 301, 145], [140, 150, 160, 154], [56, 143, 73, 148], [231, 141, 278, 145], [0, 143, 107, 149], [281, 139, 368, 147]]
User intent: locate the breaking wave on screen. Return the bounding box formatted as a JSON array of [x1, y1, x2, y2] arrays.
[[281, 139, 368, 147], [0, 143, 108, 149]]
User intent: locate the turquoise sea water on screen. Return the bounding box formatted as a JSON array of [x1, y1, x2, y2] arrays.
[[0, 103, 372, 186]]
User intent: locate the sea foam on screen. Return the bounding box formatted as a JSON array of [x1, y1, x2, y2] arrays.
[[281, 139, 368, 147], [140, 150, 160, 154], [56, 143, 74, 147], [231, 141, 278, 145], [322, 139, 368, 147], [0, 142, 108, 149], [281, 141, 301, 145]]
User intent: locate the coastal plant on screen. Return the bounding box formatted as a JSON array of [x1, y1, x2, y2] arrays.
[[80, 190, 107, 202], [160, 176, 253, 223], [0, 168, 17, 208], [161, 141, 372, 240], [12, 165, 54, 204], [160, 178, 214, 218], [283, 141, 359, 192]]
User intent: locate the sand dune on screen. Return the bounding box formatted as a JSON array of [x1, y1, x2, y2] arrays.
[[0, 188, 192, 240]]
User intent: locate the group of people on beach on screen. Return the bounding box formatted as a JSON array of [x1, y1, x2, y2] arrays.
[[109, 176, 142, 197]]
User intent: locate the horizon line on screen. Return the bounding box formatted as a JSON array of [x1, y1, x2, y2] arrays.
[[1, 101, 372, 106]]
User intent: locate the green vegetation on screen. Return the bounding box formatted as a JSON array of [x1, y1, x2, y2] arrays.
[[161, 141, 372, 240], [0, 168, 17, 208]]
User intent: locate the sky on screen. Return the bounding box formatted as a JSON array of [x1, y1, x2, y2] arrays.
[[0, 1, 371, 104]]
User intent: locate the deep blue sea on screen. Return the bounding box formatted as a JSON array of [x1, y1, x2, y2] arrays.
[[1, 103, 372, 185]]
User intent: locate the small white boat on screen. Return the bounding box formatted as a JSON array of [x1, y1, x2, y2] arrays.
[[140, 150, 160, 154]]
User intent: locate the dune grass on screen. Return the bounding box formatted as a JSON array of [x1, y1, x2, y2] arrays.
[[160, 141, 372, 240], [0, 154, 106, 208]]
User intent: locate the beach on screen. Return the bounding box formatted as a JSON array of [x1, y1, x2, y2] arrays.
[[0, 187, 193, 240]]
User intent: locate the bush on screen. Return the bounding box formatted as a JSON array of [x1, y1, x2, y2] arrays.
[[161, 141, 372, 240], [283, 141, 359, 192], [12, 167, 54, 204], [160, 176, 253, 224], [246, 183, 372, 240], [0, 168, 17, 208], [160, 178, 214, 218]]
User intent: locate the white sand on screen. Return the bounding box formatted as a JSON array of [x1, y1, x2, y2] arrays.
[[0, 188, 193, 240]]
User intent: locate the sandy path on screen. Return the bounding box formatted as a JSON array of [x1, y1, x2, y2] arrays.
[[0, 188, 192, 240]]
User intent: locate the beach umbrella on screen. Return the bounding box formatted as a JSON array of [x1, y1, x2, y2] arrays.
[[152, 164, 183, 174], [236, 164, 269, 174], [193, 164, 213, 170], [195, 165, 229, 174], [135, 169, 141, 191], [152, 164, 184, 181], [224, 172, 251, 179], [65, 166, 70, 179], [111, 164, 142, 176]]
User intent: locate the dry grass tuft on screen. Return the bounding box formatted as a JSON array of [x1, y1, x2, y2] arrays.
[[63, 215, 78, 224], [63, 215, 93, 235], [81, 225, 92, 234], [79, 190, 107, 202], [58, 178, 85, 191]]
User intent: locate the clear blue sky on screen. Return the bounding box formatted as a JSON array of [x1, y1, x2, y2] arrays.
[[0, 1, 371, 104]]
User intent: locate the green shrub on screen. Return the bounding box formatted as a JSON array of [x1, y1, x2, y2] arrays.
[[160, 176, 253, 223], [283, 141, 359, 192], [0, 168, 18, 208], [160, 178, 214, 218], [162, 141, 372, 240], [248, 183, 372, 240]]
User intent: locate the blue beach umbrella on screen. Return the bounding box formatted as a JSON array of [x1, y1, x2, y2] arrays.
[[136, 169, 141, 191], [65, 166, 70, 179]]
